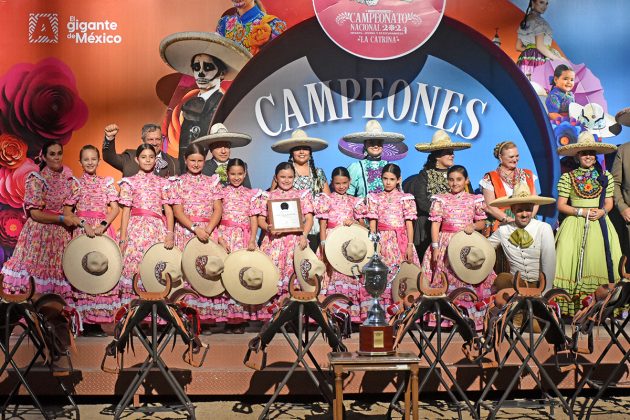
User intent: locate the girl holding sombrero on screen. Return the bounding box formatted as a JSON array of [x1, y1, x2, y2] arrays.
[[64, 144, 121, 335], [118, 144, 175, 305], [554, 131, 622, 316], [342, 120, 407, 198]]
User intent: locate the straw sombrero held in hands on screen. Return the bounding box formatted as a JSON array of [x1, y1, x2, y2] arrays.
[[324, 224, 375, 276], [63, 235, 121, 295], [447, 231, 496, 285], [139, 243, 183, 294], [489, 182, 556, 207], [222, 249, 279, 305], [182, 238, 228, 298], [391, 262, 421, 302]]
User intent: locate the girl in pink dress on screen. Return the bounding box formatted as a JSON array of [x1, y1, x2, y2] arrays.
[[215, 158, 261, 332], [64, 145, 120, 335], [258, 162, 314, 317], [118, 144, 174, 305], [2, 141, 80, 297], [421, 165, 495, 330], [171, 143, 222, 325], [365, 163, 419, 319], [316, 167, 365, 322]]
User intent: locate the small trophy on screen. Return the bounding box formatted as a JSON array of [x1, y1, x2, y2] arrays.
[[358, 233, 394, 355]]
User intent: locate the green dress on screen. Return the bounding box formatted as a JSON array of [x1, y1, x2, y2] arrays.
[[553, 168, 622, 316]]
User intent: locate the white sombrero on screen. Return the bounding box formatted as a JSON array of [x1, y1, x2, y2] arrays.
[[489, 182, 556, 207], [159, 31, 251, 80], [271, 129, 329, 153], [62, 235, 121, 294], [556, 130, 617, 156], [569, 102, 617, 138], [415, 130, 472, 152], [324, 224, 375, 276], [192, 123, 252, 148], [293, 245, 325, 293], [222, 249, 279, 305], [139, 243, 184, 293], [447, 231, 496, 285], [182, 238, 228, 297], [391, 262, 421, 302], [342, 120, 405, 144]]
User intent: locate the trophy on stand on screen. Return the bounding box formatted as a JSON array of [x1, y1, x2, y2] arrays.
[[356, 233, 395, 355]]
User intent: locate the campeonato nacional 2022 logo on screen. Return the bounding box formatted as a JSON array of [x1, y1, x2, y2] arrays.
[[313, 0, 445, 60]]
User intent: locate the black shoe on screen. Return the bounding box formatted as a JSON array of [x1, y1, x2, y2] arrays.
[[83, 323, 107, 337]]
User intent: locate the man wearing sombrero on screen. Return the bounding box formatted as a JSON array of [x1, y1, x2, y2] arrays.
[[159, 32, 252, 171], [487, 182, 556, 290]]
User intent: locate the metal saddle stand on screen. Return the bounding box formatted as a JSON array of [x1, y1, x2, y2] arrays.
[[569, 268, 630, 419], [245, 296, 346, 420], [475, 273, 574, 420], [0, 281, 79, 420], [389, 275, 479, 420], [112, 301, 196, 420]]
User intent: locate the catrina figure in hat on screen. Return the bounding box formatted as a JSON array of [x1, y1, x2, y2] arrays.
[[2, 142, 77, 298], [554, 132, 622, 316], [118, 144, 175, 305], [64, 144, 121, 336]]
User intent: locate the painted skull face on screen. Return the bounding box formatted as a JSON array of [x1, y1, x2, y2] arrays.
[[191, 54, 220, 91]]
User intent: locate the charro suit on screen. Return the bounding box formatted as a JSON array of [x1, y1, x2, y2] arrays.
[[202, 159, 251, 188], [612, 141, 630, 255], [102, 136, 179, 178], [178, 90, 223, 171]]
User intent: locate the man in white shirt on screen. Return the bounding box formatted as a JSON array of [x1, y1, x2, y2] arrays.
[[487, 183, 556, 291]]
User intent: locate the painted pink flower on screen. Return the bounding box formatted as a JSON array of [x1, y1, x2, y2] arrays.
[[0, 208, 26, 247], [0, 58, 88, 156], [0, 158, 38, 208], [225, 16, 237, 32]]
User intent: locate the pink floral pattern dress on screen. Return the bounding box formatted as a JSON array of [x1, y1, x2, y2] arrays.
[[2, 166, 74, 297], [118, 172, 170, 305], [65, 173, 120, 323], [216, 184, 263, 321], [169, 173, 222, 321], [258, 188, 314, 318], [315, 192, 365, 322], [365, 190, 420, 319], [420, 192, 495, 330]]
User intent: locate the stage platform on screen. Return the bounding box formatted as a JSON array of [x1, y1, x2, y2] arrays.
[[1, 326, 628, 397]]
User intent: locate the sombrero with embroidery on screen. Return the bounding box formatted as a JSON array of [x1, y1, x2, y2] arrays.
[[192, 123, 252, 148], [342, 119, 405, 144], [391, 262, 421, 302], [415, 130, 472, 152], [556, 130, 617, 156], [447, 231, 496, 285], [568, 102, 617, 138], [139, 244, 184, 294], [489, 182, 556, 207], [182, 238, 228, 297], [293, 245, 325, 293], [222, 250, 279, 305], [159, 31, 252, 80], [324, 224, 375, 276], [271, 129, 329, 153], [62, 235, 121, 294]]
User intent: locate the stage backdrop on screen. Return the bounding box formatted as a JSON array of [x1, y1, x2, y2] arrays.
[[0, 0, 628, 263]]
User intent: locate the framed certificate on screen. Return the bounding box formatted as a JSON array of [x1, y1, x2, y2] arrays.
[[267, 198, 304, 234]]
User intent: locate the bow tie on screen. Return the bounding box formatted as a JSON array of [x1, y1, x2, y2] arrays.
[[155, 154, 167, 174], [508, 228, 533, 249]]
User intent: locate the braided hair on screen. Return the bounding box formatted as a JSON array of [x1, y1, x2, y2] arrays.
[[288, 146, 325, 194], [519, 1, 534, 30]]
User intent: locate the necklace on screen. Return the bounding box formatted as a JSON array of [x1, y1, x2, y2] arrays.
[[498, 166, 518, 188]]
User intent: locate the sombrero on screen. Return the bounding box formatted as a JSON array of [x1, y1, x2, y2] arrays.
[[192, 123, 252, 148], [489, 182, 556, 207], [415, 130, 471, 152], [159, 31, 252, 80], [293, 245, 325, 293], [391, 262, 421, 302], [342, 120, 405, 144], [556, 130, 617, 156], [324, 224, 375, 276], [447, 231, 496, 285], [569, 102, 617, 138], [139, 243, 183, 293], [338, 139, 408, 161], [62, 235, 121, 295], [182, 238, 228, 297], [271, 129, 329, 153], [222, 250, 279, 305]]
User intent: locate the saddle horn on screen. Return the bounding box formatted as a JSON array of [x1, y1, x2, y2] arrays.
[[0, 274, 35, 303], [133, 272, 172, 301]]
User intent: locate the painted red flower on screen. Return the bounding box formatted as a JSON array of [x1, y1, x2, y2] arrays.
[[0, 134, 28, 169], [0, 208, 26, 247], [0, 58, 88, 156], [0, 158, 38, 208]]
